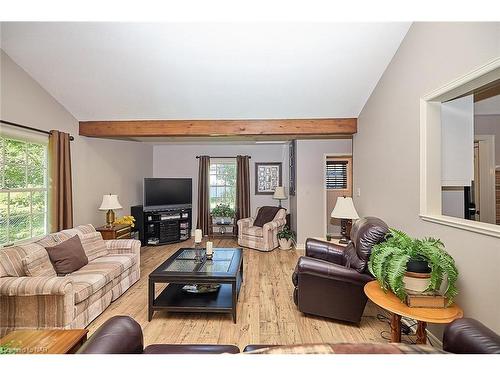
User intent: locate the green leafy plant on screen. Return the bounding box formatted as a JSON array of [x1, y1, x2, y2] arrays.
[[277, 226, 295, 240], [368, 228, 459, 305], [211, 203, 235, 218], [0, 343, 19, 354]]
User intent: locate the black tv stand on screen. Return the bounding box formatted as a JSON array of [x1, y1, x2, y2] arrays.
[[131, 206, 192, 246]]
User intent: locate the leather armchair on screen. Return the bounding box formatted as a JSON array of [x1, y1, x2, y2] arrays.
[[77, 316, 240, 354], [292, 217, 389, 324], [443, 318, 500, 354]]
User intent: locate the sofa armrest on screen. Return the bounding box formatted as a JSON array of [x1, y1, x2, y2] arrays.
[[0, 277, 74, 333], [262, 218, 286, 232], [0, 276, 72, 296], [262, 218, 286, 244], [443, 318, 500, 354], [237, 217, 254, 231], [105, 239, 141, 256], [296, 256, 373, 286], [305, 238, 346, 265]]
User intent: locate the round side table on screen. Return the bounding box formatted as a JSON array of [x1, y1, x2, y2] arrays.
[[364, 280, 463, 344]]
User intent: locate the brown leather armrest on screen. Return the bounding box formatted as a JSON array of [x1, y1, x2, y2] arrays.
[[305, 238, 346, 265], [296, 256, 373, 286], [443, 318, 500, 354]]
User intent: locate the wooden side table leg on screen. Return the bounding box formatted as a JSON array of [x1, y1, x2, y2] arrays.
[[390, 313, 402, 343], [416, 321, 427, 344]]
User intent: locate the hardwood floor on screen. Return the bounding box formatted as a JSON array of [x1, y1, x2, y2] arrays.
[[87, 238, 390, 348]]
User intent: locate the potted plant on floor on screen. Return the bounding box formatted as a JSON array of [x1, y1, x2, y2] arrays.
[[211, 203, 236, 225], [277, 226, 295, 250], [368, 228, 459, 305]]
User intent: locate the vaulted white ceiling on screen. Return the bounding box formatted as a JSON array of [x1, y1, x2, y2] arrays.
[[1, 22, 410, 121]]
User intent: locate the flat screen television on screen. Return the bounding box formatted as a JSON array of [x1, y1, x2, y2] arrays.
[[143, 178, 192, 210]]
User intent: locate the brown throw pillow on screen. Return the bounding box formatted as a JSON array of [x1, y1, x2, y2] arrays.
[[253, 206, 281, 227], [45, 235, 89, 275]]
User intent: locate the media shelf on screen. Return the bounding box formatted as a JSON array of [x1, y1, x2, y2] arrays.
[[131, 205, 192, 246]]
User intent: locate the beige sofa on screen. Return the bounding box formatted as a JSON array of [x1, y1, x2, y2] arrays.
[[0, 224, 140, 336], [237, 207, 287, 251]]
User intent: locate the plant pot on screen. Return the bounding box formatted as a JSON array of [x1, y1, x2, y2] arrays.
[[404, 259, 432, 294], [279, 238, 293, 250]]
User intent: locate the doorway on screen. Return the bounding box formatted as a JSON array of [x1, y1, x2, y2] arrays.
[[324, 155, 353, 236]]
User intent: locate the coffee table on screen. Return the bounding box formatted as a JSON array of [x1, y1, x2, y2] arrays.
[[364, 281, 463, 344], [148, 247, 243, 323]]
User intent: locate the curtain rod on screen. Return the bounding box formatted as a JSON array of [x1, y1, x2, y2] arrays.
[[1, 120, 75, 141], [196, 156, 251, 159]]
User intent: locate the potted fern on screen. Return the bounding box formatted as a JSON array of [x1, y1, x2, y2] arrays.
[[368, 229, 459, 306]]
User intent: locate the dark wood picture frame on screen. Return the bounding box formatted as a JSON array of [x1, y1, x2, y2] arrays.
[[255, 162, 282, 195], [289, 140, 296, 196]]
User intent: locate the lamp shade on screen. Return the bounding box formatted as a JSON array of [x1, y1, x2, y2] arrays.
[[273, 186, 287, 200], [331, 197, 359, 219], [99, 194, 122, 211]]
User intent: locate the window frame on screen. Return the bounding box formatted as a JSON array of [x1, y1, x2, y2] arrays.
[[209, 158, 237, 212], [0, 134, 49, 247], [419, 57, 500, 238]]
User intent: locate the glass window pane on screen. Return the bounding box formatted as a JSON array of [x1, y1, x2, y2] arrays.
[[32, 191, 47, 213], [5, 139, 26, 164], [9, 192, 31, 216], [0, 137, 4, 164], [4, 164, 26, 188], [27, 143, 46, 167], [0, 192, 7, 222], [28, 166, 45, 188], [32, 213, 46, 237], [9, 215, 31, 242]]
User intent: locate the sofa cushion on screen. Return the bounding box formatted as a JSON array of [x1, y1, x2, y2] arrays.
[[61, 225, 108, 261], [253, 206, 281, 227], [68, 270, 108, 303], [67, 253, 136, 303], [242, 226, 263, 237], [0, 246, 30, 277], [21, 243, 57, 277], [46, 235, 89, 275]]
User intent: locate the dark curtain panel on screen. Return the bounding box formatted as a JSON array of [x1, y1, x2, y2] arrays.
[[196, 155, 210, 235], [48, 130, 73, 231], [236, 155, 251, 225]]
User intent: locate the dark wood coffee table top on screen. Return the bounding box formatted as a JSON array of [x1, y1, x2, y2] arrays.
[[0, 329, 88, 354], [150, 247, 242, 280]]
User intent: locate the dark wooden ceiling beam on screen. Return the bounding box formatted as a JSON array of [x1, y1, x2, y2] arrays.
[[79, 118, 357, 138]]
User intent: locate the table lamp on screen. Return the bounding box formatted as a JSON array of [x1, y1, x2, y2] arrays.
[[331, 196, 359, 244], [99, 194, 122, 227], [273, 186, 287, 208]]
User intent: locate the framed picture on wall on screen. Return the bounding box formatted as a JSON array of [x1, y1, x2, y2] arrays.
[[255, 162, 282, 195]]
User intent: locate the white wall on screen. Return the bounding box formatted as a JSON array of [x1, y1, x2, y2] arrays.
[[1, 50, 153, 226], [153, 143, 289, 229], [475, 115, 500, 166], [354, 23, 500, 334], [295, 139, 352, 246]]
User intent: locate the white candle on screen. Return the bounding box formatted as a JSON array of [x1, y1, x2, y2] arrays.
[[194, 229, 202, 243], [206, 241, 213, 255]]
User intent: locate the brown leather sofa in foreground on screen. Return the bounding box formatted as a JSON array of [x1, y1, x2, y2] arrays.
[[77, 316, 500, 354], [292, 217, 389, 324]]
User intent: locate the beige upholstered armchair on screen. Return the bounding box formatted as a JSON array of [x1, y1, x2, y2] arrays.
[[237, 207, 287, 251]]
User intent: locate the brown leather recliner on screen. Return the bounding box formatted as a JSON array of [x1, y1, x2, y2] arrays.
[[292, 217, 389, 324]]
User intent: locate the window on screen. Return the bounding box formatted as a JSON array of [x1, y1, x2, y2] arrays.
[[420, 59, 500, 238], [209, 158, 236, 211], [326, 160, 348, 189], [0, 135, 48, 246]]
